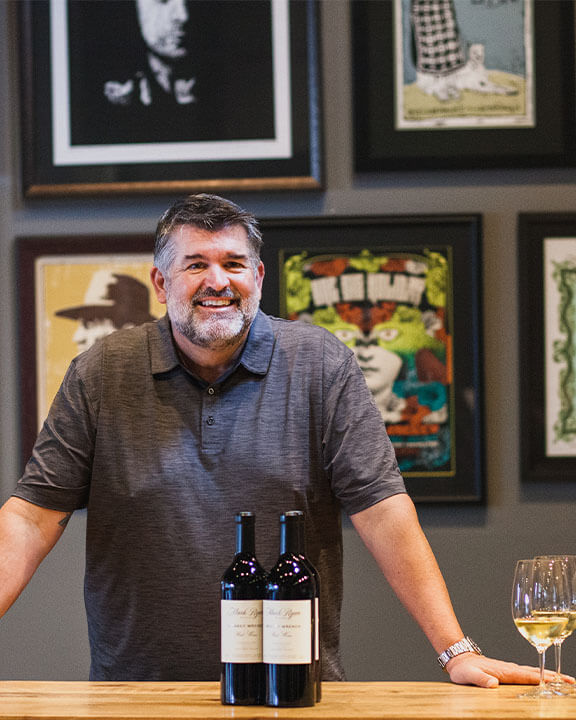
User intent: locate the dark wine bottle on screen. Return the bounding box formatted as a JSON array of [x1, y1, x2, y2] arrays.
[[220, 512, 267, 705], [264, 511, 317, 707], [296, 519, 322, 702]]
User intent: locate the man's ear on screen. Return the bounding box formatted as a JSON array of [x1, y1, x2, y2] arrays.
[[255, 261, 265, 291], [150, 267, 168, 304]]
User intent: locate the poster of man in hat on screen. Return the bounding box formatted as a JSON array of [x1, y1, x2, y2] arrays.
[[54, 270, 157, 353], [35, 255, 163, 430]]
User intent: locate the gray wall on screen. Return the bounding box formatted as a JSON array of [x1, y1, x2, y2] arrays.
[[2, 0, 576, 682]]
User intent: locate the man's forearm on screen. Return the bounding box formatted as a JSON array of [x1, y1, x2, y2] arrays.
[[351, 493, 465, 654], [0, 497, 68, 617]]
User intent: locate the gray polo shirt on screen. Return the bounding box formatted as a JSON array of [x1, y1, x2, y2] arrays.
[[15, 311, 406, 681]]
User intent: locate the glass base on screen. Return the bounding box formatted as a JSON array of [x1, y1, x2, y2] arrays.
[[517, 685, 564, 699], [546, 680, 574, 696]]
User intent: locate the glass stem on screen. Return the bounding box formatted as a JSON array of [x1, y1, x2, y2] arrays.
[[554, 641, 562, 682], [538, 649, 546, 688]]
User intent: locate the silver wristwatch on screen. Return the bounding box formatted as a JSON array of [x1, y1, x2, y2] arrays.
[[437, 636, 482, 670]]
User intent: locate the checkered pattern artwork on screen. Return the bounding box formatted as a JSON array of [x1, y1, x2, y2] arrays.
[[410, 0, 466, 75]]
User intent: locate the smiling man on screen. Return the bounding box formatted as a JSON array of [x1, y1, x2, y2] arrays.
[[150, 219, 264, 381], [0, 194, 563, 688]]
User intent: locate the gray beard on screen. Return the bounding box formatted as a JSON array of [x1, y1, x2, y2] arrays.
[[167, 294, 259, 349]]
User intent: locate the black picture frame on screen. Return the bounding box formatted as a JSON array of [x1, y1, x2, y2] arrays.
[[352, 0, 576, 172], [518, 213, 576, 482], [19, 0, 322, 197], [259, 214, 484, 503], [17, 234, 161, 470]]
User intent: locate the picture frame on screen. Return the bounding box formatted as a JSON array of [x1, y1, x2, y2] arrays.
[[351, 0, 576, 172], [17, 234, 162, 469], [19, 0, 322, 197], [517, 213, 576, 482], [259, 214, 484, 502]]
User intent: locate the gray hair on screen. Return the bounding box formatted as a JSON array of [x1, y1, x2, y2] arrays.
[[154, 193, 263, 273]]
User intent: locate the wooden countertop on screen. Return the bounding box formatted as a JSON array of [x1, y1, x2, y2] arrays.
[[1, 681, 576, 720]]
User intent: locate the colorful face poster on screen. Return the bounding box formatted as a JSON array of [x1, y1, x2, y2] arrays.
[[34, 254, 164, 429], [544, 238, 576, 457], [282, 248, 454, 476], [394, 0, 534, 129]]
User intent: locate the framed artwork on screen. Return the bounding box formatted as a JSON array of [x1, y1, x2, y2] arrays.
[[518, 214, 576, 482], [17, 234, 163, 469], [19, 0, 322, 197], [352, 0, 576, 171], [259, 214, 484, 502]]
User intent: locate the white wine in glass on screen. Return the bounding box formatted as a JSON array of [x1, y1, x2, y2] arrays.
[[534, 554, 576, 695], [514, 616, 569, 651], [511, 558, 569, 698]]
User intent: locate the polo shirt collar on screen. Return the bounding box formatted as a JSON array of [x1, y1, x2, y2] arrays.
[[237, 309, 275, 375], [148, 310, 274, 377], [149, 315, 180, 374]]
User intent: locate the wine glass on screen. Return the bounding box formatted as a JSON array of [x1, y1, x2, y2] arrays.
[[512, 558, 570, 697], [534, 555, 576, 695]]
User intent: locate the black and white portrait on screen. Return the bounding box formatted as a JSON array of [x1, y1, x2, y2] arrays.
[[22, 0, 321, 193], [50, 0, 290, 164]]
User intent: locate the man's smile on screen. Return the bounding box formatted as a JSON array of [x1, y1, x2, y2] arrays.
[[192, 287, 239, 310], [196, 298, 235, 308]]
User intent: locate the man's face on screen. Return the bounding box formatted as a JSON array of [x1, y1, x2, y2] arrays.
[[135, 0, 191, 60], [73, 317, 117, 353], [151, 225, 265, 350]]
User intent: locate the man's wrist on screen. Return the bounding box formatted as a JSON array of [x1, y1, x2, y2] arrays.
[[437, 637, 482, 671]]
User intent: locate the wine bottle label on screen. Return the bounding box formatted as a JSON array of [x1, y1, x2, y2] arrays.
[[263, 599, 313, 664], [220, 600, 263, 663]]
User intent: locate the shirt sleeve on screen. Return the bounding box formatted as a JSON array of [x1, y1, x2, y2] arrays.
[[322, 350, 407, 516], [13, 355, 98, 512]]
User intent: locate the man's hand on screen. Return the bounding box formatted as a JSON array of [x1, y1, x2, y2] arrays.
[[446, 652, 575, 688]]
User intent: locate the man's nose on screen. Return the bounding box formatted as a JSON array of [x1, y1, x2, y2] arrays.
[[171, 0, 189, 23], [202, 264, 230, 290]]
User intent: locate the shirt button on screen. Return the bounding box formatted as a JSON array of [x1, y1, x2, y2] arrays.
[[207, 387, 215, 395], [206, 416, 215, 426]]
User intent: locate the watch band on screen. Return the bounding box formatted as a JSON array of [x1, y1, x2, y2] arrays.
[[437, 636, 482, 670]]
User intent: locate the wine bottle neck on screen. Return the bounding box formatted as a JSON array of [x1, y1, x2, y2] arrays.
[[235, 516, 256, 554], [280, 515, 305, 555]]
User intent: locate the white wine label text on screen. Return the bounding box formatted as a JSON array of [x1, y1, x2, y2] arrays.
[[220, 600, 263, 663], [263, 600, 313, 664]]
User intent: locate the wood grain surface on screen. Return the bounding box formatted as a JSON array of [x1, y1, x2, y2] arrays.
[[0, 681, 576, 720]]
